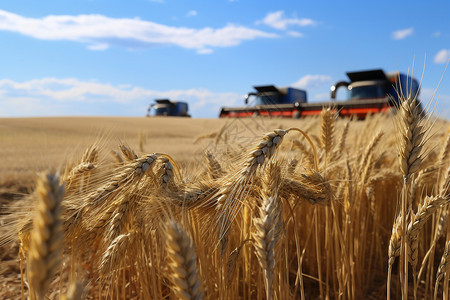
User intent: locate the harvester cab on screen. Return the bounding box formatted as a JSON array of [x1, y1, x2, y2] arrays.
[[147, 99, 190, 117], [219, 85, 307, 118], [245, 85, 307, 106], [330, 69, 420, 105]]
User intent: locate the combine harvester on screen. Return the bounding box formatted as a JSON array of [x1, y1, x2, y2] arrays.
[[219, 69, 420, 119], [147, 99, 190, 117]]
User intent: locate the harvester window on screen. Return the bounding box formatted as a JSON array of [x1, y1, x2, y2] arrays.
[[255, 94, 281, 105], [348, 85, 386, 100], [154, 107, 170, 116]]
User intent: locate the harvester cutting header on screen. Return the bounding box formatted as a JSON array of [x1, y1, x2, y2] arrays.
[[219, 69, 420, 119]]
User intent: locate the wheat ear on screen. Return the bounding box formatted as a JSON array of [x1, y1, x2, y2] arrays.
[[154, 156, 176, 186], [397, 95, 427, 180], [408, 195, 450, 267], [407, 195, 449, 298], [358, 131, 384, 175], [86, 154, 157, 205], [435, 240, 450, 300], [287, 158, 299, 175], [214, 129, 287, 239], [205, 151, 223, 179], [281, 170, 333, 206], [388, 213, 403, 300], [99, 232, 133, 276], [438, 133, 450, 170], [27, 172, 65, 300], [337, 121, 350, 154], [119, 143, 138, 161], [320, 107, 335, 158], [166, 220, 203, 300], [253, 163, 283, 300], [396, 88, 428, 299]]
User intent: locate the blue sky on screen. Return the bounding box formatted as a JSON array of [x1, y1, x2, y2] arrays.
[[0, 0, 449, 118]]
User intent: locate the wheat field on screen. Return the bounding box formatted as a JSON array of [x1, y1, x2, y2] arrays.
[[0, 104, 449, 299]]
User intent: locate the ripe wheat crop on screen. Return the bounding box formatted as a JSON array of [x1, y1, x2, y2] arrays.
[[1, 96, 449, 299]]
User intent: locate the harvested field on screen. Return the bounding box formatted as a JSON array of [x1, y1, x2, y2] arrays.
[[0, 111, 449, 299]]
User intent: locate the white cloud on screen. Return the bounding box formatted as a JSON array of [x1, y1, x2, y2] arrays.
[[287, 31, 304, 38], [186, 10, 197, 18], [434, 49, 450, 64], [392, 27, 414, 40], [87, 43, 109, 51], [313, 92, 331, 100], [0, 77, 242, 117], [197, 48, 213, 54], [0, 10, 278, 53], [259, 11, 316, 30], [291, 74, 332, 90]]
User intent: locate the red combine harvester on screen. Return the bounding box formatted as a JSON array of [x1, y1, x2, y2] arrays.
[[219, 69, 420, 119]]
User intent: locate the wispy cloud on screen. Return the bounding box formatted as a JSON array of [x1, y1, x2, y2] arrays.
[[434, 49, 450, 64], [0, 10, 278, 54], [259, 11, 316, 30], [87, 43, 109, 51], [291, 74, 332, 90], [313, 92, 330, 100], [287, 31, 304, 38], [186, 10, 197, 18], [197, 48, 213, 55], [0, 78, 241, 117], [432, 31, 441, 37], [392, 27, 414, 40]]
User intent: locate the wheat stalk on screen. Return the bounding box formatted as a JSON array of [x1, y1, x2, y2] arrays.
[[291, 140, 315, 169], [225, 239, 254, 287], [60, 281, 83, 300]]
